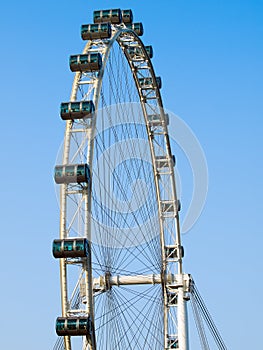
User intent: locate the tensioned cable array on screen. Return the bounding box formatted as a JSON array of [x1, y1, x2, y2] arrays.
[[191, 282, 227, 350]]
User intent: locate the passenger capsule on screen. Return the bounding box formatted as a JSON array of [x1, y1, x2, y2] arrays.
[[93, 9, 122, 24], [53, 238, 89, 258], [147, 113, 169, 127], [54, 164, 90, 185], [127, 45, 153, 59], [81, 23, 111, 40], [56, 317, 92, 336], [145, 45, 153, 58], [60, 101, 95, 120], [69, 53, 102, 72], [126, 22, 144, 36], [138, 76, 162, 89], [121, 9, 133, 24]]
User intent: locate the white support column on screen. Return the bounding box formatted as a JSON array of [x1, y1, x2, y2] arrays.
[[177, 285, 189, 350]]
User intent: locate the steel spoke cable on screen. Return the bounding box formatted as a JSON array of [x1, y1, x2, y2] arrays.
[[191, 296, 210, 350], [92, 181, 159, 271], [191, 283, 227, 350], [92, 121, 157, 250], [113, 286, 163, 348], [193, 289, 225, 349], [91, 196, 158, 272], [101, 58, 159, 234]]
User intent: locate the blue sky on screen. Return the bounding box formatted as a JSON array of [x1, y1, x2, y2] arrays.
[[0, 0, 262, 348]]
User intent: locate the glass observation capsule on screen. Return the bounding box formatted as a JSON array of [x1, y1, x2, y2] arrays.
[[145, 45, 153, 58], [147, 113, 169, 127], [127, 45, 153, 59], [93, 9, 122, 24], [126, 22, 144, 36], [81, 23, 111, 40], [60, 101, 95, 120], [54, 164, 90, 185], [121, 9, 133, 24], [56, 317, 92, 336], [138, 76, 162, 89], [69, 53, 102, 72], [52, 238, 89, 258]]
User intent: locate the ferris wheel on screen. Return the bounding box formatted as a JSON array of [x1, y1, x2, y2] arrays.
[[52, 8, 226, 350]]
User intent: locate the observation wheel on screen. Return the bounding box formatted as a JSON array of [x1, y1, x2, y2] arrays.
[[53, 8, 190, 350]]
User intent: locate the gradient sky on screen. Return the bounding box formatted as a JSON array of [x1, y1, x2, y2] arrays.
[[0, 0, 262, 349]]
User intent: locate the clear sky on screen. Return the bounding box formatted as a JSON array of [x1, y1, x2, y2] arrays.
[[0, 0, 262, 349]]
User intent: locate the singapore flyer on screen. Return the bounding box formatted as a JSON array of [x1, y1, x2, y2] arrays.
[[52, 7, 227, 350]]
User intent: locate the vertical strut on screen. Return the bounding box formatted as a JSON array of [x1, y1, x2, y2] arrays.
[[177, 286, 189, 350]]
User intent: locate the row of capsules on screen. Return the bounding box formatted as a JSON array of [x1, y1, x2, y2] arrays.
[[52, 8, 152, 339]]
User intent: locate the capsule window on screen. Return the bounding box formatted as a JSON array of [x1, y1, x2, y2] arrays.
[[112, 9, 119, 17], [64, 240, 74, 251], [82, 101, 91, 112], [65, 166, 74, 176], [90, 54, 97, 63], [76, 165, 84, 177], [56, 319, 65, 331], [53, 241, 62, 254], [75, 240, 85, 252], [55, 166, 63, 179], [90, 24, 99, 33], [80, 55, 89, 64], [94, 11, 100, 21], [61, 103, 69, 114], [101, 24, 108, 32], [68, 318, 77, 330], [82, 24, 89, 32], [71, 102, 80, 112], [70, 56, 78, 65], [79, 318, 88, 330], [102, 10, 110, 19]]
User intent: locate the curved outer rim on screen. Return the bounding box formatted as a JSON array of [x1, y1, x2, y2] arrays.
[[58, 25, 188, 350]]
